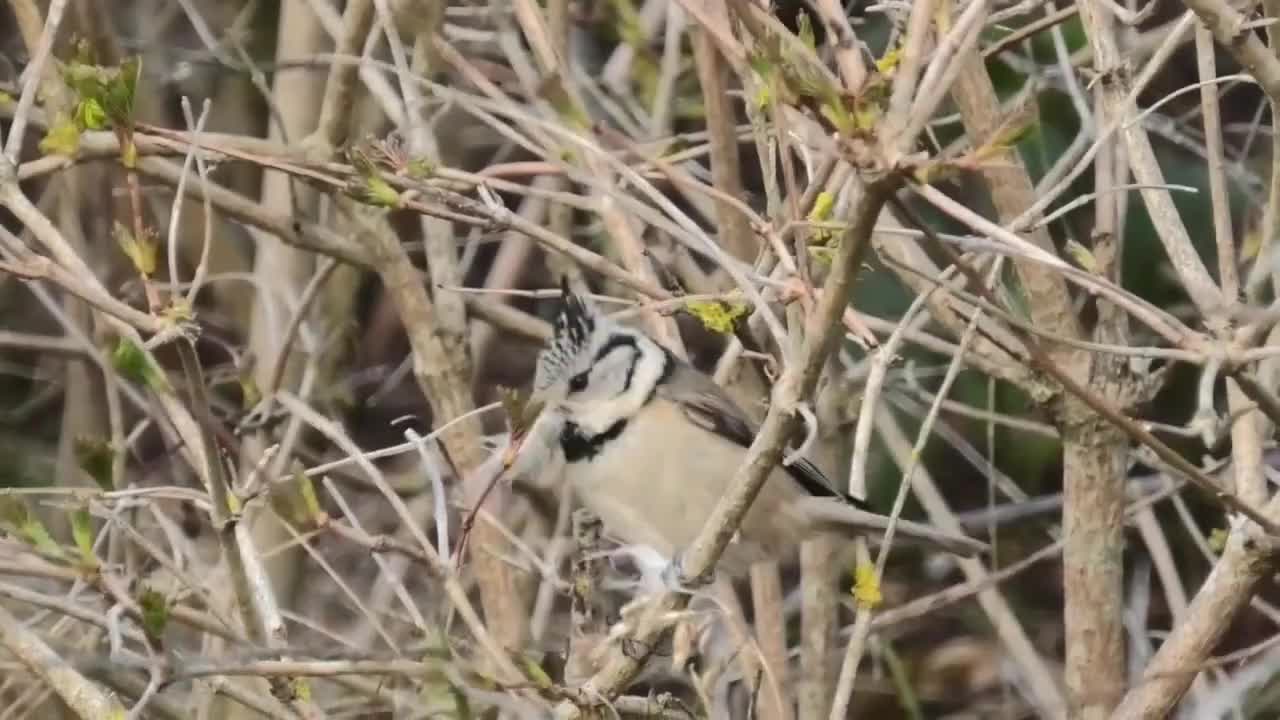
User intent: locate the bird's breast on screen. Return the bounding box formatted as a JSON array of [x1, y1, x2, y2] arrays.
[[561, 401, 807, 564]]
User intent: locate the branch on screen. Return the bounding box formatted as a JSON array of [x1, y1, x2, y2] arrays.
[[0, 602, 127, 719], [1181, 0, 1280, 103]]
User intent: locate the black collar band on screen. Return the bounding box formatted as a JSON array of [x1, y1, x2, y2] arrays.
[[561, 419, 628, 462]]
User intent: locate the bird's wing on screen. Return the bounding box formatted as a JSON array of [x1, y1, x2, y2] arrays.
[[657, 362, 866, 508]]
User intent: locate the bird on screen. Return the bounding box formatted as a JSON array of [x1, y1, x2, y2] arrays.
[[504, 280, 987, 579]]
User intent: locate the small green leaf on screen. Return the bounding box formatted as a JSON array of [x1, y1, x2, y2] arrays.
[[406, 157, 434, 179], [70, 505, 98, 568], [22, 516, 64, 559], [362, 174, 400, 208], [39, 114, 82, 156], [519, 654, 553, 690], [291, 678, 312, 702], [102, 56, 139, 123], [1065, 239, 1098, 273], [110, 338, 171, 393], [62, 61, 107, 101], [75, 98, 106, 130], [449, 683, 473, 719], [1208, 527, 1230, 553], [498, 386, 535, 437], [0, 91, 13, 108], [297, 473, 323, 523], [74, 436, 115, 490], [275, 469, 325, 527], [119, 137, 138, 168], [111, 337, 149, 383], [876, 44, 904, 76], [611, 0, 646, 47], [852, 562, 882, 609], [0, 496, 29, 530], [808, 245, 836, 266], [686, 300, 748, 334], [239, 373, 261, 410], [113, 221, 156, 276], [752, 82, 773, 112], [809, 191, 836, 223], [137, 586, 169, 643]]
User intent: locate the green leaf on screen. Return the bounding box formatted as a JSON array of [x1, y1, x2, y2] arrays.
[[1208, 527, 1230, 553], [70, 505, 98, 568], [1065, 239, 1098, 273], [22, 515, 64, 559], [102, 56, 139, 123], [362, 174, 400, 208], [611, 0, 646, 47], [498, 386, 536, 437], [113, 221, 156, 276], [239, 373, 261, 410], [74, 436, 115, 490], [110, 338, 171, 393], [297, 472, 322, 523], [752, 82, 774, 112], [808, 191, 836, 223], [406, 157, 435, 179], [120, 137, 137, 168], [519, 654, 553, 690], [275, 469, 325, 527], [75, 98, 106, 130], [137, 586, 169, 643], [291, 678, 312, 702], [807, 245, 836, 266], [0, 496, 29, 530], [876, 44, 904, 77], [686, 300, 748, 334], [39, 114, 82, 156], [62, 60, 108, 102]]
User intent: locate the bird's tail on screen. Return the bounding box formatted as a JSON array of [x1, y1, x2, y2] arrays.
[[790, 496, 988, 557]]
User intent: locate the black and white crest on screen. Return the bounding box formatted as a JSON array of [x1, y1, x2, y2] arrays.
[[533, 279, 598, 392]]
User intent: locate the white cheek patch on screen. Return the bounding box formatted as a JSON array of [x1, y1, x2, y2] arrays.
[[573, 395, 635, 435], [559, 337, 666, 436]]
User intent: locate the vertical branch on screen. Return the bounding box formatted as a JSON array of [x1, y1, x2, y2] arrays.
[[1076, 0, 1224, 319], [945, 6, 1097, 716], [357, 205, 530, 651], [692, 18, 755, 262], [749, 562, 791, 720], [797, 538, 836, 720], [1195, 21, 1237, 300], [373, 0, 531, 653]]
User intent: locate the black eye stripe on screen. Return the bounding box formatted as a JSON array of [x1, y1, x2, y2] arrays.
[[565, 335, 637, 395], [591, 334, 637, 366]]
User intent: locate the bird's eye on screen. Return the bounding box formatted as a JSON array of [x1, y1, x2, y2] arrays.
[[568, 372, 589, 393]]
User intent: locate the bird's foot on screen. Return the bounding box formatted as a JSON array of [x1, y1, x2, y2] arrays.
[[663, 551, 713, 592]]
